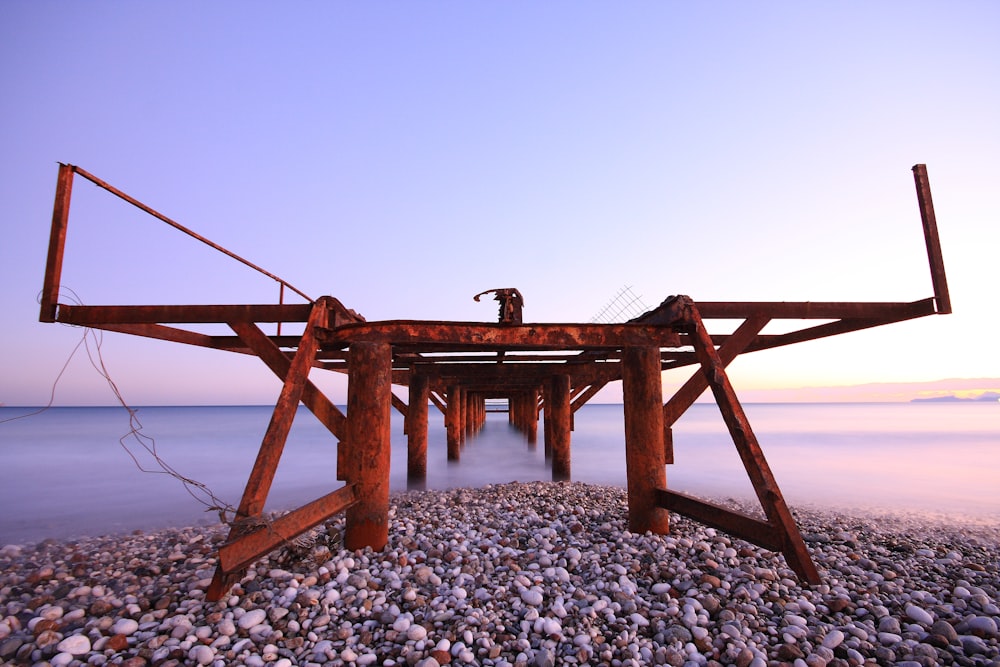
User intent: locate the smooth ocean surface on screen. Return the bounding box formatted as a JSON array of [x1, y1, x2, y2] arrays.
[[1, 402, 997, 544]]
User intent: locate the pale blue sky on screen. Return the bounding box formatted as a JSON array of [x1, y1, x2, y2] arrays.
[[2, 2, 998, 405]]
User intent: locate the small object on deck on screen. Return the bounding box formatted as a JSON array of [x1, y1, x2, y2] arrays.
[[474, 288, 524, 324]]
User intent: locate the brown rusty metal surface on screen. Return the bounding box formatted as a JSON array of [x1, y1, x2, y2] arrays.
[[40, 163, 74, 322], [474, 288, 525, 324], [407, 375, 430, 482], [218, 484, 357, 575], [56, 303, 314, 325], [655, 489, 782, 551], [38, 163, 952, 595], [319, 321, 682, 350], [548, 374, 572, 481], [343, 342, 393, 552], [622, 346, 670, 534], [912, 164, 952, 314]]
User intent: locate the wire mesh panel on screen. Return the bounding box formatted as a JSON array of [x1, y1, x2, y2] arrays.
[[590, 285, 650, 323]]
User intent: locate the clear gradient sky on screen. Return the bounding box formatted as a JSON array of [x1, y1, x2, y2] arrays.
[[2, 2, 998, 406]]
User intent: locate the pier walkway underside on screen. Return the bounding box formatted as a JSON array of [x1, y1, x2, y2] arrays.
[[39, 164, 951, 599]]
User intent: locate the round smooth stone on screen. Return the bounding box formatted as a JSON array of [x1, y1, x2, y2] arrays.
[[112, 618, 140, 636], [56, 634, 91, 656], [905, 604, 934, 625], [520, 589, 543, 606], [238, 609, 267, 629], [188, 645, 214, 665]]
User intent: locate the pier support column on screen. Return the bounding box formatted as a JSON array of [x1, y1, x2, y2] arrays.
[[407, 373, 429, 484], [543, 387, 553, 459], [548, 374, 572, 481], [446, 385, 461, 461], [622, 346, 669, 534], [527, 388, 539, 445], [344, 341, 392, 551], [458, 387, 467, 444], [465, 391, 476, 438]]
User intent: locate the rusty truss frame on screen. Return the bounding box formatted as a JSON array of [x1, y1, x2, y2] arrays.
[[40, 163, 950, 599]]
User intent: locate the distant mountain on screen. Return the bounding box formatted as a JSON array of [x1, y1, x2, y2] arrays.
[[726, 378, 1000, 403], [911, 391, 1000, 403]]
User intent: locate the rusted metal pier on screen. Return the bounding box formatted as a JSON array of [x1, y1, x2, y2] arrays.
[[40, 164, 950, 599]]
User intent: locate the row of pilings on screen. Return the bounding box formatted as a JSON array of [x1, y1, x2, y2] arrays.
[[404, 378, 574, 487]]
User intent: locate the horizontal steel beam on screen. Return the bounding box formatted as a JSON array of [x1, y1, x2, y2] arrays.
[[655, 488, 782, 551], [693, 300, 934, 320], [319, 321, 682, 350], [218, 484, 357, 574], [56, 303, 314, 325]]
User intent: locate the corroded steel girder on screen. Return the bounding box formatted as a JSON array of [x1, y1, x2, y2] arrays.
[[318, 321, 681, 350], [56, 303, 314, 325], [395, 361, 622, 387]]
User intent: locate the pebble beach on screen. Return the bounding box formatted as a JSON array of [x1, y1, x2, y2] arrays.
[[1, 481, 998, 667]]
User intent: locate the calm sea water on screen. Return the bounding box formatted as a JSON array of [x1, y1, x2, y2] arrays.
[[1, 402, 997, 544]]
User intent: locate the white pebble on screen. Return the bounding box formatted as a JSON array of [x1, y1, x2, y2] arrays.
[[629, 613, 650, 627], [112, 618, 139, 636], [188, 645, 214, 665], [822, 629, 845, 648], [651, 583, 672, 596], [905, 604, 934, 625], [39, 605, 65, 621], [56, 634, 91, 655], [521, 588, 544, 606], [238, 608, 267, 629]]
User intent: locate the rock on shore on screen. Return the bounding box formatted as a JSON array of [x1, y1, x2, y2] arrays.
[[1, 481, 998, 666]]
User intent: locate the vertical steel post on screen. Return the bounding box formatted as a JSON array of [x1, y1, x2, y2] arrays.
[[40, 164, 75, 322], [446, 385, 461, 461], [407, 373, 430, 484], [543, 384, 553, 459], [344, 341, 392, 551], [527, 388, 539, 445], [457, 386, 467, 444], [622, 346, 670, 534], [549, 375, 572, 481], [466, 392, 473, 436], [912, 164, 951, 314]]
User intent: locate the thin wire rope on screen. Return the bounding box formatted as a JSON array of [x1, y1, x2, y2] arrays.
[[71, 165, 313, 303], [3, 288, 237, 521]]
